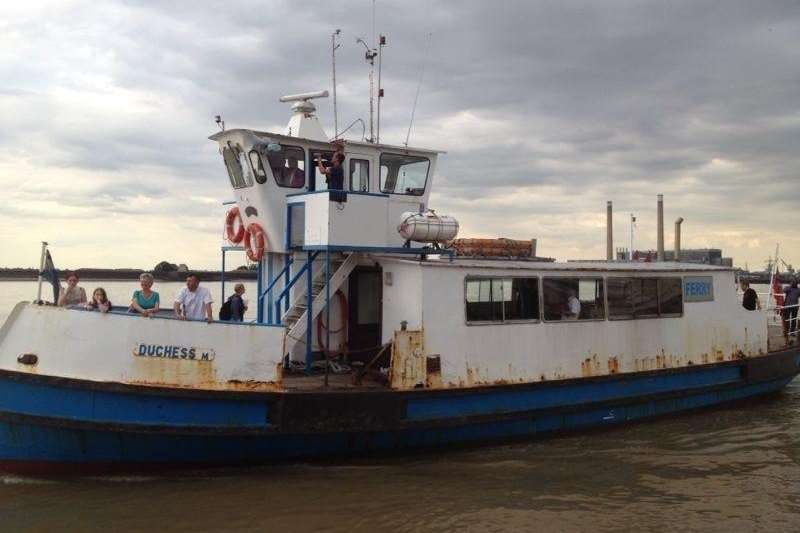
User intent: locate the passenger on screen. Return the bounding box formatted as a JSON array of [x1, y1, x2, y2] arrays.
[[783, 280, 800, 339], [220, 283, 247, 322], [281, 157, 305, 188], [565, 288, 581, 319], [130, 273, 160, 317], [85, 288, 112, 313], [740, 280, 760, 311], [57, 272, 87, 307], [317, 152, 345, 190], [174, 274, 214, 323]]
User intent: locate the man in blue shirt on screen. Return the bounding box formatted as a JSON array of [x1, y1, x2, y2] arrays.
[[317, 152, 345, 190]]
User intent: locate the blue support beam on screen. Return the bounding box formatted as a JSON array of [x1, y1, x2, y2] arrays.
[[305, 251, 314, 375], [267, 252, 274, 324], [257, 258, 263, 323]]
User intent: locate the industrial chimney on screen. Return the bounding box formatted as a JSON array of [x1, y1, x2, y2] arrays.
[[674, 217, 684, 262], [606, 201, 613, 261], [656, 194, 665, 262]]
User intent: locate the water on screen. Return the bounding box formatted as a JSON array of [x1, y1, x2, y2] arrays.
[[1, 282, 799, 531]]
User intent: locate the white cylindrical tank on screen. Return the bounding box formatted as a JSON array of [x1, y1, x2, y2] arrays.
[[398, 211, 459, 243]]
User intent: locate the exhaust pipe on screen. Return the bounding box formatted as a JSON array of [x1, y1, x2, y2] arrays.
[[656, 194, 665, 262], [606, 201, 613, 261], [674, 217, 684, 262]]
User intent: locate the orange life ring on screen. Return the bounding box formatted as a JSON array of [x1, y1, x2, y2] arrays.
[[243, 223, 267, 262], [225, 207, 245, 244]]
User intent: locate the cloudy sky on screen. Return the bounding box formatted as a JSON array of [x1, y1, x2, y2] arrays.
[[1, 0, 799, 271]]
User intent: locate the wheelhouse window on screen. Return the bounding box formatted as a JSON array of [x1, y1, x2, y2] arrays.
[[268, 145, 306, 188], [222, 143, 252, 189], [543, 278, 605, 321], [349, 158, 370, 192], [249, 150, 268, 184], [311, 150, 335, 190], [607, 277, 683, 319], [380, 153, 430, 195], [465, 277, 539, 323]]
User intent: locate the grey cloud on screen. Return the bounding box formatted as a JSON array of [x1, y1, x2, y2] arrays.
[[1, 0, 799, 266]]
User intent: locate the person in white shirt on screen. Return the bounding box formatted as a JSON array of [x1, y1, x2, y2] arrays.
[[565, 288, 581, 320], [174, 274, 214, 323]]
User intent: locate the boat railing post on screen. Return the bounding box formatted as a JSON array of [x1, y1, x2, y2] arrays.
[[305, 251, 313, 375], [36, 241, 47, 302], [221, 248, 227, 304], [324, 249, 331, 387]]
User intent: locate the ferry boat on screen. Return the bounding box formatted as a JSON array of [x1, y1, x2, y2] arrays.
[[0, 90, 798, 474]]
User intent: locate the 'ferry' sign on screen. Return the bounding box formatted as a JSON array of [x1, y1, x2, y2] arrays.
[[683, 276, 714, 302], [133, 343, 216, 361]]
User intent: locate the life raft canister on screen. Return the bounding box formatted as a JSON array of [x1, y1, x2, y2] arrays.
[[225, 207, 245, 244], [244, 223, 267, 262]]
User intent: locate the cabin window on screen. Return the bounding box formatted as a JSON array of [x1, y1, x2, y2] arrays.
[[607, 278, 634, 319], [465, 277, 539, 323], [222, 144, 251, 189], [380, 153, 430, 195], [543, 278, 605, 321], [249, 150, 268, 184], [658, 278, 683, 315], [633, 278, 659, 318], [263, 145, 305, 189], [607, 277, 683, 319], [349, 159, 370, 192]]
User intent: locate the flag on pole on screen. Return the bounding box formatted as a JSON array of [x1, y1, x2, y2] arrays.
[[40, 249, 60, 303]]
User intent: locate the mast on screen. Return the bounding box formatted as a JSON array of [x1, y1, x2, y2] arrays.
[[377, 35, 386, 144], [331, 29, 341, 138]]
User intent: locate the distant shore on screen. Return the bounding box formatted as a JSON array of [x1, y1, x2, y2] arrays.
[[0, 268, 257, 282]]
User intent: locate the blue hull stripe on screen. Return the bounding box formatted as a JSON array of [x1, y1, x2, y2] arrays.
[[0, 378, 269, 428], [0, 376, 791, 465], [407, 365, 742, 421]]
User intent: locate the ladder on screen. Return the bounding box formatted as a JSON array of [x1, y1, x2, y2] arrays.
[[283, 252, 358, 355]]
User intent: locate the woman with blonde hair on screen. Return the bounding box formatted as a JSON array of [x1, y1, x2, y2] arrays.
[[130, 273, 160, 317]]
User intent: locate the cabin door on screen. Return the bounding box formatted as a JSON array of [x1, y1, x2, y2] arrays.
[[348, 266, 382, 362]]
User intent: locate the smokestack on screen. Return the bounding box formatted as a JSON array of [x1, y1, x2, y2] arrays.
[[656, 194, 665, 262], [606, 201, 613, 261], [674, 217, 684, 262]]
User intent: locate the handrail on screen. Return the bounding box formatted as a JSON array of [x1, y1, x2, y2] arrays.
[[276, 251, 319, 304], [62, 305, 284, 327], [261, 257, 294, 299]]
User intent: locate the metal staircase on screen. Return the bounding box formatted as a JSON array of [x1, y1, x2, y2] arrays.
[[283, 252, 358, 355]]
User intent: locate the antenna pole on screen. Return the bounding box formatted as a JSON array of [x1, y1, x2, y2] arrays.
[[369, 57, 374, 142], [405, 32, 432, 147], [331, 29, 341, 138], [356, 37, 377, 142], [377, 35, 386, 144]]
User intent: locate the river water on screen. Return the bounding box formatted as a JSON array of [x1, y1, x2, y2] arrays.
[[1, 281, 798, 532]]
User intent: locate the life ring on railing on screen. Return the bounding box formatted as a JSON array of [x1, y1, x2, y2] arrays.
[[225, 207, 245, 244], [244, 223, 267, 262], [317, 289, 348, 352]]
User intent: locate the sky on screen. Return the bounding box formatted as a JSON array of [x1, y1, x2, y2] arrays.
[[1, 0, 799, 271]]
